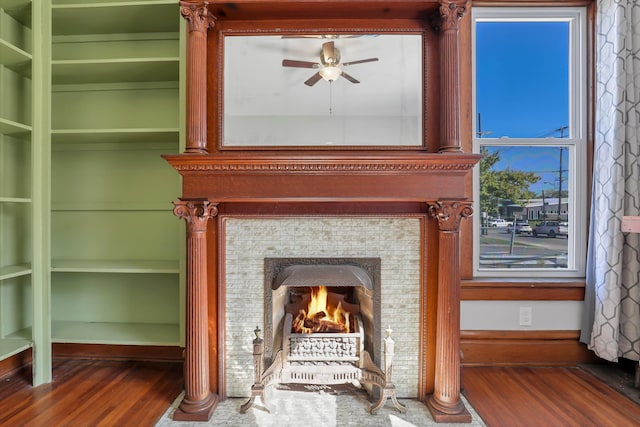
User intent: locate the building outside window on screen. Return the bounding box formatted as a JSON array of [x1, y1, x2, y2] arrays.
[[472, 7, 588, 277]]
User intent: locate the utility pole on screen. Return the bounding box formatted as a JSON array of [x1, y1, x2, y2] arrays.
[[476, 113, 492, 138]]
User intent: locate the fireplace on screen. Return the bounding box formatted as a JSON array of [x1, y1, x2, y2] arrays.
[[238, 257, 407, 414], [165, 0, 480, 423], [223, 220, 420, 400]]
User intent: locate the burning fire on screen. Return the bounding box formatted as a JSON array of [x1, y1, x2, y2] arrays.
[[292, 286, 352, 334]]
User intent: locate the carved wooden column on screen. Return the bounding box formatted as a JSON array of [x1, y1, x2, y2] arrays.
[[173, 199, 219, 421], [426, 200, 472, 423], [180, 1, 214, 153], [436, 0, 469, 152]]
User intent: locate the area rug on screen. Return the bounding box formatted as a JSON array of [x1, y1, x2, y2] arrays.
[[155, 387, 487, 427]]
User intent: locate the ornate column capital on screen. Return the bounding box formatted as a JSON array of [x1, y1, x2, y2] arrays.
[[180, 1, 216, 33], [427, 200, 473, 232], [436, 0, 470, 32], [173, 199, 219, 232]]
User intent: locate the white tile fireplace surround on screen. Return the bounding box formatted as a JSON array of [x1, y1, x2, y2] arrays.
[[224, 217, 422, 398]]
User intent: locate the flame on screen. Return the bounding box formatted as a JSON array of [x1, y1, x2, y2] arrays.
[[292, 286, 352, 334]]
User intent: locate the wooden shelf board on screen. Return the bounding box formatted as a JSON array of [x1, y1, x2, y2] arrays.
[[0, 117, 32, 136], [51, 259, 179, 273], [0, 0, 31, 25], [0, 39, 31, 72], [51, 202, 172, 211], [0, 338, 32, 361], [52, 2, 179, 36], [0, 264, 31, 280], [51, 128, 179, 144], [0, 197, 31, 203], [51, 321, 180, 346], [0, 0, 31, 10], [52, 57, 179, 84]]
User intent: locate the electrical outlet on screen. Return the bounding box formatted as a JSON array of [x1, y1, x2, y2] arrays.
[[519, 307, 533, 326]]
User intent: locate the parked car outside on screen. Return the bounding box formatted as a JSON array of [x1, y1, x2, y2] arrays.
[[532, 221, 568, 238], [506, 220, 533, 235], [488, 218, 513, 228]]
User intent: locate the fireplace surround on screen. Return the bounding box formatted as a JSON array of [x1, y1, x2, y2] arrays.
[[165, 0, 480, 423]]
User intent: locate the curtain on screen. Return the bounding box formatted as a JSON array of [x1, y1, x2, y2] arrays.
[[581, 0, 640, 362]]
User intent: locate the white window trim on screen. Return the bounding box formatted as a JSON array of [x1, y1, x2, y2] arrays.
[[472, 7, 588, 278]]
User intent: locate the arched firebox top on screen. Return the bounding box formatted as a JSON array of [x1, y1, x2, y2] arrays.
[[273, 264, 373, 290]]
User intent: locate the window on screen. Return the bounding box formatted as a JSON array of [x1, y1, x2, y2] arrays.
[[472, 7, 587, 277]]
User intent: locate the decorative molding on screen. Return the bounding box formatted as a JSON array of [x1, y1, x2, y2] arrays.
[[427, 201, 473, 232], [166, 158, 480, 174], [173, 200, 219, 231], [460, 330, 599, 366], [435, 0, 470, 32], [180, 1, 216, 33]]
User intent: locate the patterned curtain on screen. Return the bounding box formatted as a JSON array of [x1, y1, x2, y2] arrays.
[[581, 0, 640, 362]]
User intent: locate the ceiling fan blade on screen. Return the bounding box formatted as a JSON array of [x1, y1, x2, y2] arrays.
[[304, 72, 323, 86], [282, 59, 319, 68], [342, 57, 379, 66], [322, 41, 337, 64], [340, 71, 360, 84]]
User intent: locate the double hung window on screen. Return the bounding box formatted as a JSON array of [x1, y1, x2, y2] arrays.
[[472, 7, 587, 277]]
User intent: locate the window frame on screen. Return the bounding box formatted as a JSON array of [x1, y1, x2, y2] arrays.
[[471, 6, 588, 278]]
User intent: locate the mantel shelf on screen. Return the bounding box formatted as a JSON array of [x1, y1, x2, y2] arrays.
[[164, 152, 482, 202]]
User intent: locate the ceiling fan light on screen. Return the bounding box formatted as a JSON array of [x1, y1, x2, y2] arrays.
[[319, 66, 341, 82]]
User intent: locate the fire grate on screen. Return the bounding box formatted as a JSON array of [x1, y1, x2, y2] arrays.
[[240, 319, 406, 415]]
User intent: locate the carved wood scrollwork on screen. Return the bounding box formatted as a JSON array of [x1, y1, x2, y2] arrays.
[[437, 0, 469, 31], [173, 199, 219, 231], [180, 1, 216, 33], [427, 201, 473, 232]]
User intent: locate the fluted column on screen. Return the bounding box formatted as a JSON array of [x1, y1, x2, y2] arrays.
[[180, 1, 214, 153], [436, 0, 469, 152], [173, 199, 219, 421], [426, 200, 472, 422]]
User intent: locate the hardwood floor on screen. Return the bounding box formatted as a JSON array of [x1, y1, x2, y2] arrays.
[[462, 366, 640, 427], [0, 359, 183, 427], [1, 360, 640, 426]]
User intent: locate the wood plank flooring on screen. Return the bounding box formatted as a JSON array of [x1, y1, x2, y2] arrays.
[[1, 361, 640, 426], [0, 359, 183, 427], [462, 366, 640, 427]]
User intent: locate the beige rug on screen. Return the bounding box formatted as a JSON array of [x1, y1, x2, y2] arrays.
[[155, 388, 487, 427]]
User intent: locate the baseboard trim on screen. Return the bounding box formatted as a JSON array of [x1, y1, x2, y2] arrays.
[[52, 343, 184, 362], [461, 330, 598, 366], [0, 348, 32, 379]]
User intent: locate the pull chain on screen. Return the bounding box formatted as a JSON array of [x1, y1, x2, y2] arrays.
[[329, 81, 333, 115]]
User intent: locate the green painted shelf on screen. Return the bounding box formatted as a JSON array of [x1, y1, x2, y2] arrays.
[[0, 264, 31, 280], [52, 57, 179, 84], [51, 321, 180, 346], [0, 338, 32, 361], [51, 259, 179, 274]]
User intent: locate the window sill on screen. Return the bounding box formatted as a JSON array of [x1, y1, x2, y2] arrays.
[[461, 278, 585, 301]]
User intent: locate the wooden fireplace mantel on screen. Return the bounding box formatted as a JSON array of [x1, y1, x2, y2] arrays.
[[169, 0, 477, 423], [164, 152, 480, 202]]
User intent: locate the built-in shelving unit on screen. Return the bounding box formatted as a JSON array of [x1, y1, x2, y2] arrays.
[[0, 0, 34, 363], [49, 0, 183, 348]]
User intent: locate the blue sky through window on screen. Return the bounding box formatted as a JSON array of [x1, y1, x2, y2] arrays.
[[476, 21, 570, 195], [476, 21, 569, 138]]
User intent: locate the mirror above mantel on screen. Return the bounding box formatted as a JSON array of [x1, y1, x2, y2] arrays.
[[222, 33, 424, 148]]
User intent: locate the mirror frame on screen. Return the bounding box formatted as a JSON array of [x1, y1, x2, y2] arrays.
[[209, 20, 436, 151]]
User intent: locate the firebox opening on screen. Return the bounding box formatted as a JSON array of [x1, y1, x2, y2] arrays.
[[264, 258, 381, 369]]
